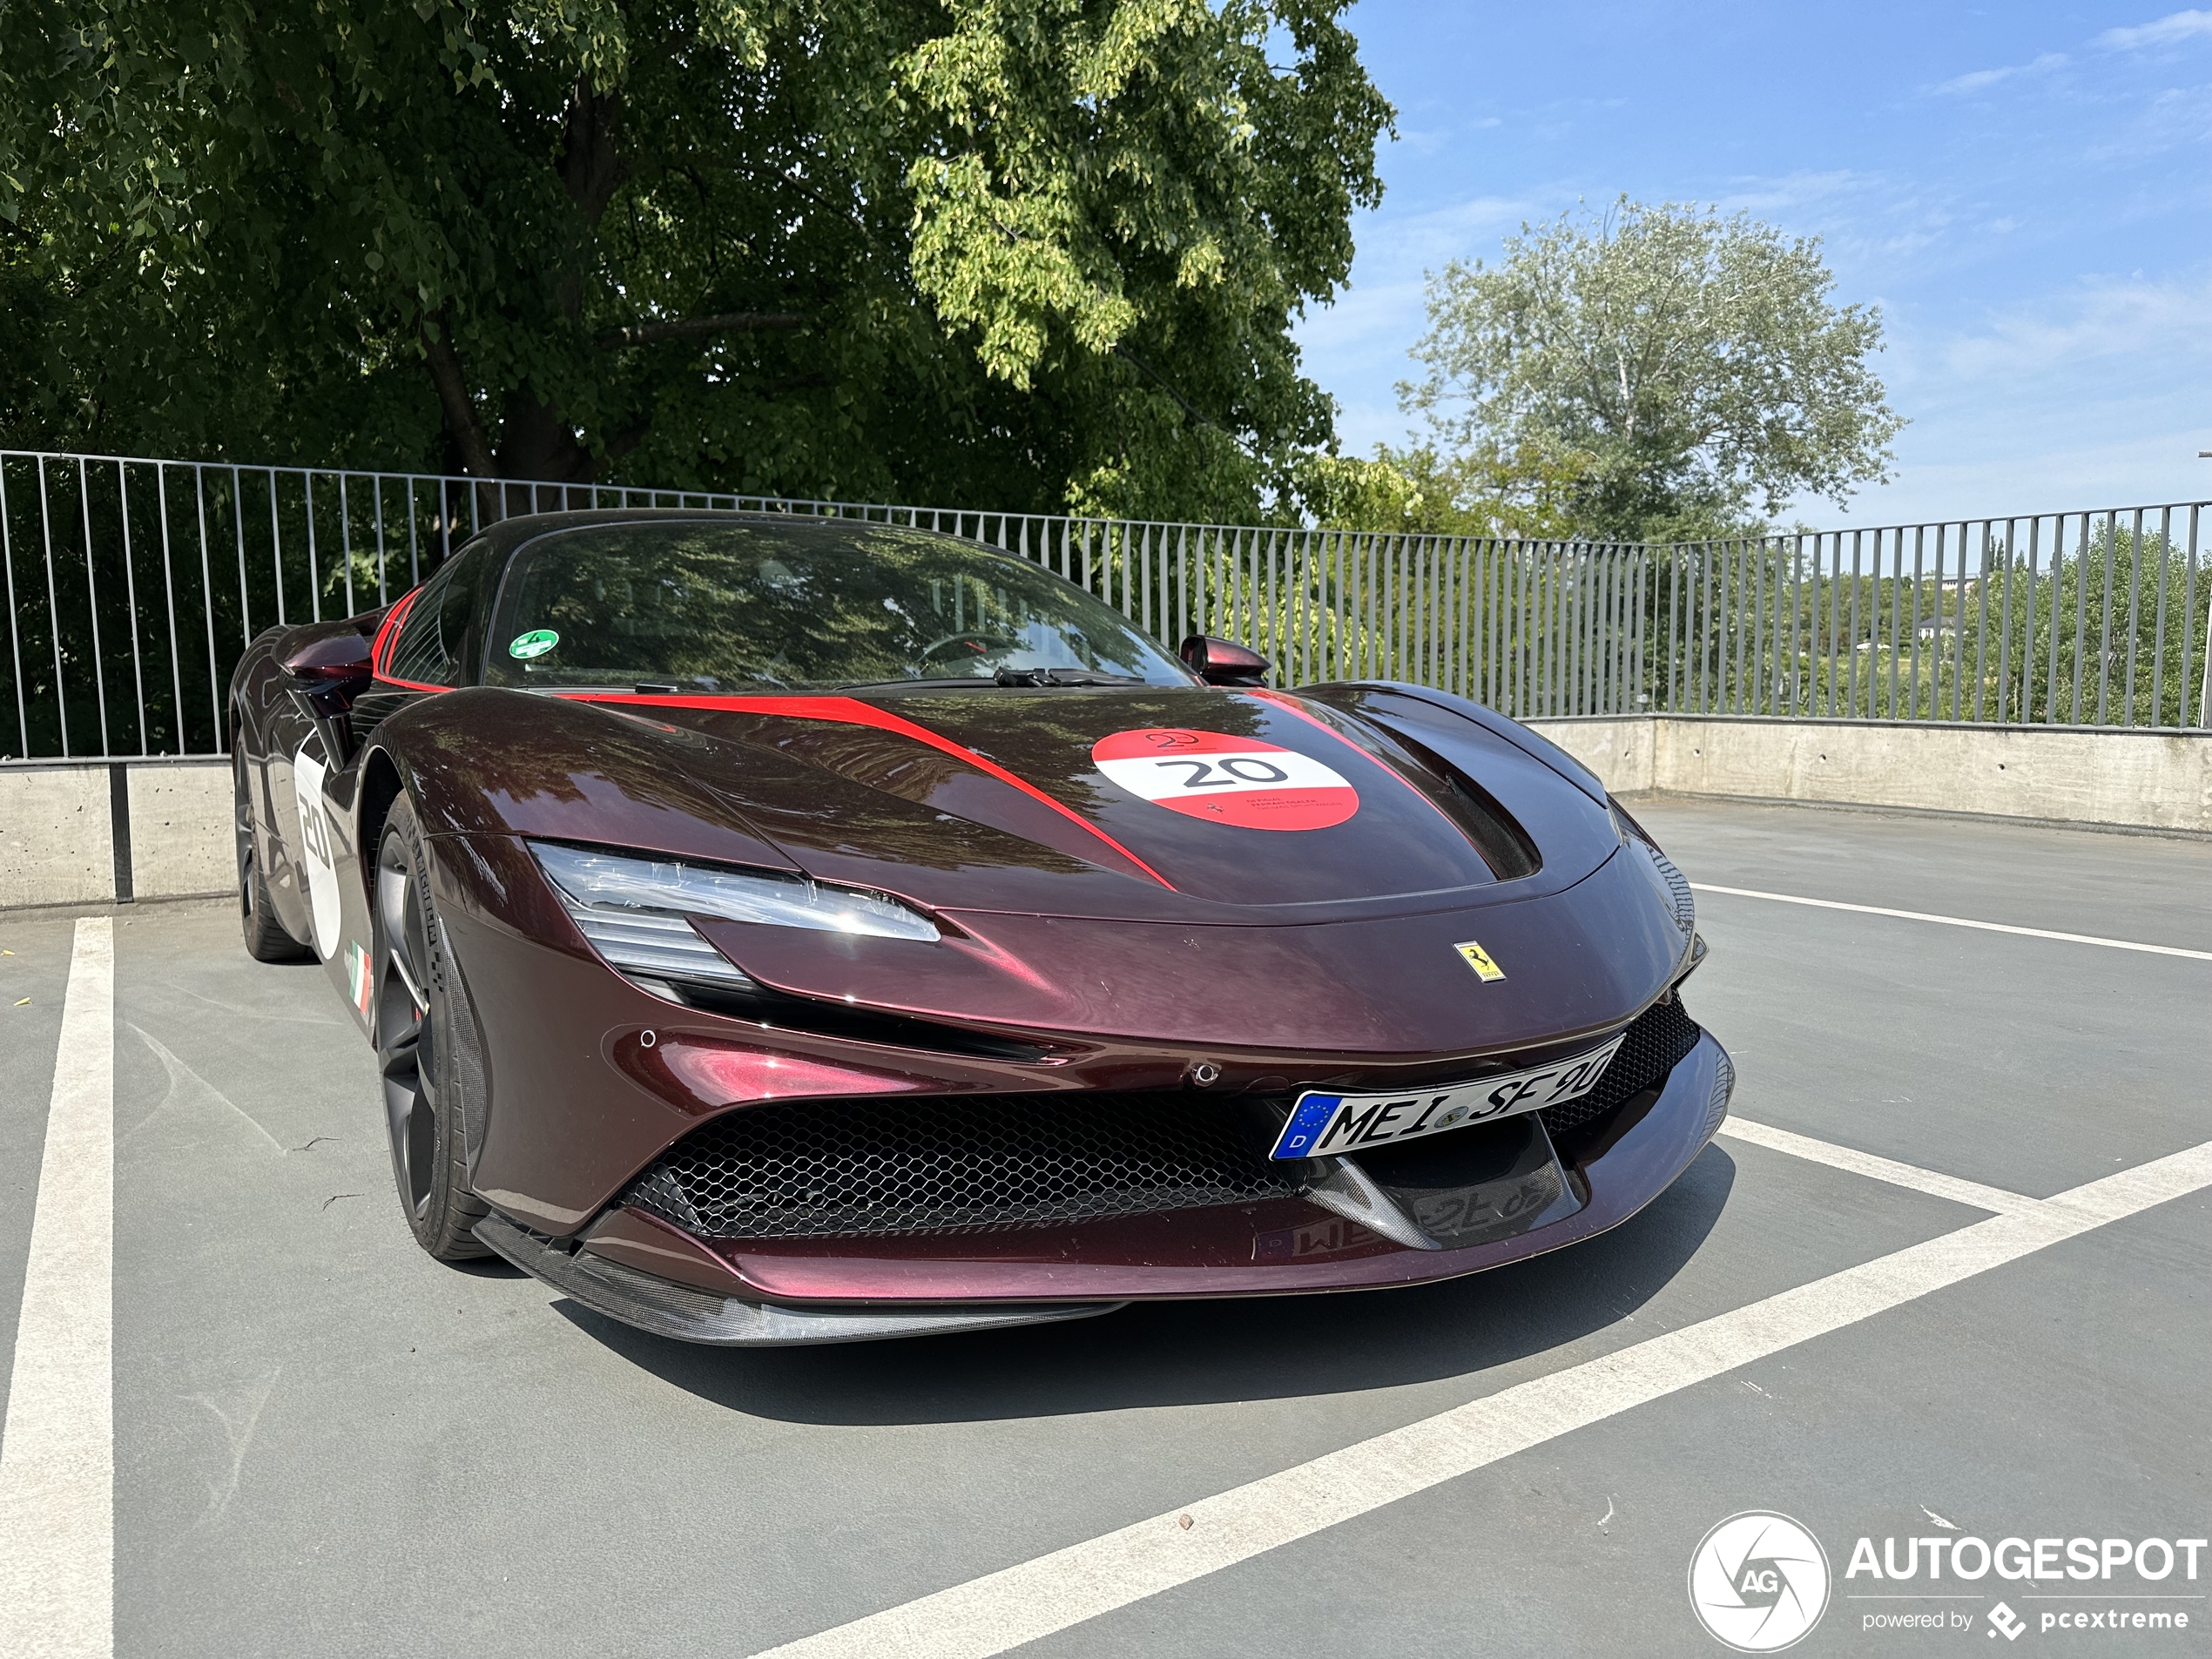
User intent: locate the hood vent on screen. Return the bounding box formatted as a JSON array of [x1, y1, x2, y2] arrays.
[[1375, 728, 1542, 880]]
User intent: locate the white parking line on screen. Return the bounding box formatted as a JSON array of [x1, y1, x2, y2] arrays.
[[0, 917, 114, 1659], [748, 1136, 2212, 1659], [1718, 1117, 2040, 1215], [1689, 883, 2212, 961]]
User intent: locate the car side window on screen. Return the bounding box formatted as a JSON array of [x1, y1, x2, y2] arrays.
[[385, 545, 489, 686]]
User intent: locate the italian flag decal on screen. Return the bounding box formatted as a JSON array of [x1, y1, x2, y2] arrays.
[[345, 942, 373, 1015]]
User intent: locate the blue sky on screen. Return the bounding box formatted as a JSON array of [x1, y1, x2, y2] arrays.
[[1297, 2, 2212, 527]]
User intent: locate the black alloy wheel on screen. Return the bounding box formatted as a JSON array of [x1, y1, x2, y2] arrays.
[[234, 739, 312, 962], [373, 795, 489, 1258]]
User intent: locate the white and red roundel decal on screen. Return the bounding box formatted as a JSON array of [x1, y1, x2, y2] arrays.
[[1091, 728, 1359, 831]]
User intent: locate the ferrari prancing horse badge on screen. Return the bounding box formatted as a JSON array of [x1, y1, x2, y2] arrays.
[[1454, 940, 1506, 981]]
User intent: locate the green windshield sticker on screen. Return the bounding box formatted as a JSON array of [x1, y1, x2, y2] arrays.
[[508, 629, 560, 660]]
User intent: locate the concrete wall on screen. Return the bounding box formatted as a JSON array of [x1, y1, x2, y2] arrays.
[[1527, 716, 2212, 835], [128, 761, 236, 900], [0, 765, 117, 908], [3, 717, 2208, 908], [1, 759, 233, 909]]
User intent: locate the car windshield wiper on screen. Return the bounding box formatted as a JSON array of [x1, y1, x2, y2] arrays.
[[830, 676, 1006, 693], [991, 667, 1153, 687]]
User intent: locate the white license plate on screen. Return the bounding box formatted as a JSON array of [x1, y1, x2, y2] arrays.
[[1267, 1033, 1629, 1160]]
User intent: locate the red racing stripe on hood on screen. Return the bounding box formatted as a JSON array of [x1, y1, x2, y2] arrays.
[[556, 691, 1177, 889]]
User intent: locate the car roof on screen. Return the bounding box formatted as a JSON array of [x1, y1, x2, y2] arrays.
[[459, 508, 986, 563]]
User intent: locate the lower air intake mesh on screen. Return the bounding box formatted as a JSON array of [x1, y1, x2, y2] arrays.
[[624, 1092, 1308, 1241], [1538, 995, 1703, 1140]]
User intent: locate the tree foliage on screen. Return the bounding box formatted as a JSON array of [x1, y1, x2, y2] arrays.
[[1298, 440, 1595, 540], [0, 0, 1389, 519], [1399, 198, 1903, 543]]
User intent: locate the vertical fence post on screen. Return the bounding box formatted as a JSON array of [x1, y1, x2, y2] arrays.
[[2151, 506, 2172, 727], [1953, 523, 1972, 721], [116, 464, 145, 755], [192, 469, 219, 751], [2070, 514, 2090, 725], [0, 460, 24, 756], [38, 462, 71, 755], [1981, 517, 2000, 725], [2197, 503, 2212, 725], [1995, 517, 2014, 724], [75, 459, 112, 755], [157, 469, 181, 750]]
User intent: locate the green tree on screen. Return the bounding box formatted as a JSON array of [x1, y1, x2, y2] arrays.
[[1399, 198, 1903, 543], [0, 0, 1389, 519], [1298, 438, 1596, 539]]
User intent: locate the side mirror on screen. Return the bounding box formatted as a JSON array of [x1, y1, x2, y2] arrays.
[[277, 622, 376, 697], [1178, 635, 1271, 687], [275, 611, 386, 765]]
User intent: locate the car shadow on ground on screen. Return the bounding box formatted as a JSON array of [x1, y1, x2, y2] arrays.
[[549, 1141, 1736, 1424]]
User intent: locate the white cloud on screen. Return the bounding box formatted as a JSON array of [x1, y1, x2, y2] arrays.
[[1934, 52, 2067, 94], [1934, 273, 2212, 381], [2083, 82, 2212, 160], [1324, 192, 1546, 285], [1716, 168, 1863, 216], [2097, 9, 2212, 50]]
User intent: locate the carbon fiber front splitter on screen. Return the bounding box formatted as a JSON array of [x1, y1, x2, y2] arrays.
[[471, 1211, 1127, 1346]]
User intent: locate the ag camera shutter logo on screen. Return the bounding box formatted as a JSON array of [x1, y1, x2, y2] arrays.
[[1689, 1511, 1831, 1652]]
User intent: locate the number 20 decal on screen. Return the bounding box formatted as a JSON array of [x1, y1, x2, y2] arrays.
[[1091, 728, 1359, 831], [1154, 755, 1291, 789]]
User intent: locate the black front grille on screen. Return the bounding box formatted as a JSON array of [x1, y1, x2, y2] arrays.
[[1539, 995, 1703, 1140], [624, 1092, 1307, 1241]]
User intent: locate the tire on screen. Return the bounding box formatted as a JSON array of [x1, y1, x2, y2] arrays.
[[373, 792, 491, 1260], [234, 741, 313, 962]]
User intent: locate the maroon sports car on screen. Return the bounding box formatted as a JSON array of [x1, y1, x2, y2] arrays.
[[230, 511, 1730, 1345]]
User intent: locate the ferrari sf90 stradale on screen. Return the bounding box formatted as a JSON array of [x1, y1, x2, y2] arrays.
[[231, 511, 1728, 1344]]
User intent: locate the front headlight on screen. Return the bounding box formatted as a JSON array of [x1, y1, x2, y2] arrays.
[[530, 843, 940, 990]]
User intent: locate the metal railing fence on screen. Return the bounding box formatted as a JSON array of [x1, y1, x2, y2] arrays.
[[3, 448, 2208, 761], [1656, 513, 2212, 729]]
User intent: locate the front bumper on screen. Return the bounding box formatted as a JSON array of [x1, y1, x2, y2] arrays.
[[510, 1032, 1731, 1344]]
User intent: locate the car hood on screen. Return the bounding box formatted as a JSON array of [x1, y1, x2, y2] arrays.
[[403, 685, 1624, 923], [390, 684, 1687, 1050]]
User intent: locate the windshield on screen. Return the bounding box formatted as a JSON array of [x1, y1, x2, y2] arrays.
[[482, 518, 1196, 692]]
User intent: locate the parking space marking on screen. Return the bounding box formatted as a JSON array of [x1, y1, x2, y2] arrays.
[[1689, 883, 2212, 961], [0, 917, 113, 1659], [750, 1136, 2212, 1659], [1718, 1117, 2039, 1215]]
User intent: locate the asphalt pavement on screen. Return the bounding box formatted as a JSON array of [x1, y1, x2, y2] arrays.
[[0, 796, 2206, 1657]]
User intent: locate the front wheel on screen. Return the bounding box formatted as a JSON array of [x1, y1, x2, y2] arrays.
[[374, 792, 490, 1259]]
